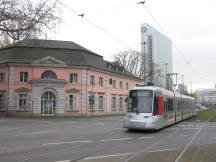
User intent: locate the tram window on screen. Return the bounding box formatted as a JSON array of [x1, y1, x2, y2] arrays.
[[164, 102, 167, 111], [153, 96, 159, 115], [176, 100, 179, 112], [167, 98, 174, 111], [128, 90, 153, 113]]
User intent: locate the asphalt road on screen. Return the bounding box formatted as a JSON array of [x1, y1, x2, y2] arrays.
[[0, 116, 216, 162]]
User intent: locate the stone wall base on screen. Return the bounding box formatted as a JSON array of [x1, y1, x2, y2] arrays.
[[0, 111, 7, 116], [0, 111, 125, 117], [6, 111, 33, 117]]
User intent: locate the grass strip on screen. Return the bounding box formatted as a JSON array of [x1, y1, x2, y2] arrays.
[[187, 108, 216, 122]]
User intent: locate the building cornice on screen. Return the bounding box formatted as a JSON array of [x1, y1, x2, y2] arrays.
[[29, 79, 67, 84], [1, 63, 141, 81]]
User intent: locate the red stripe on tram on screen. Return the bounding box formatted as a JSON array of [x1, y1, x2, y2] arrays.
[[158, 96, 164, 115]]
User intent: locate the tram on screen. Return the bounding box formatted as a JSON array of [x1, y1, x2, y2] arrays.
[[123, 86, 196, 130]]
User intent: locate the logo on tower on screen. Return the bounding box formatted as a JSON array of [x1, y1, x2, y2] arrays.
[[141, 26, 147, 32]]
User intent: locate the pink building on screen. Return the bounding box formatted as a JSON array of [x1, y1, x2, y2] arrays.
[[0, 39, 141, 116]]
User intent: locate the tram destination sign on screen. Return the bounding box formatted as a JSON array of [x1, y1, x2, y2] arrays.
[[130, 90, 153, 97]]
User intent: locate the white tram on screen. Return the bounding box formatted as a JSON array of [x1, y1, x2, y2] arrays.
[[123, 86, 196, 130]]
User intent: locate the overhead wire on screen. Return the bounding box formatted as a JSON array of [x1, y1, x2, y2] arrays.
[[142, 4, 203, 80], [59, 1, 133, 50], [59, 1, 205, 82]]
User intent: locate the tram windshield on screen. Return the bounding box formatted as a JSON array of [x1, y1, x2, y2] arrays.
[[128, 90, 153, 113]]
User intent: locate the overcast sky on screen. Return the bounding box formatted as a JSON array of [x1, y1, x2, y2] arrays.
[[53, 0, 216, 91]]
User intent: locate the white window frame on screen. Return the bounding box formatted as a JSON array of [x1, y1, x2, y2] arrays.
[[119, 81, 123, 89], [99, 77, 103, 87], [126, 82, 129, 89], [98, 96, 104, 111], [0, 94, 5, 110], [17, 93, 28, 111], [41, 70, 57, 79], [0, 73, 5, 83], [70, 73, 78, 84], [112, 80, 116, 88], [112, 96, 117, 111], [68, 94, 78, 112], [20, 72, 28, 83], [119, 97, 123, 109], [90, 75, 95, 85]]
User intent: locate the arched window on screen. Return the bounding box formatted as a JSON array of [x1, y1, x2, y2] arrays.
[[41, 70, 57, 79]]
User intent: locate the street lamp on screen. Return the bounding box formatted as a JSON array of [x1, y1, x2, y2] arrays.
[[167, 73, 178, 123], [181, 75, 184, 94], [164, 63, 168, 89]]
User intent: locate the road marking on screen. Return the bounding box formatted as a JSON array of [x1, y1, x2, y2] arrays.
[[24, 120, 50, 123], [99, 138, 132, 142], [147, 148, 179, 153], [84, 153, 136, 160], [96, 123, 104, 125], [179, 134, 190, 137], [178, 125, 186, 127], [25, 130, 55, 135], [174, 112, 215, 162], [187, 124, 194, 127], [0, 148, 5, 151], [182, 128, 200, 129], [18, 143, 87, 162], [56, 160, 71, 162], [0, 127, 20, 131], [195, 124, 203, 127], [138, 136, 154, 139], [124, 129, 179, 162], [43, 140, 92, 146]]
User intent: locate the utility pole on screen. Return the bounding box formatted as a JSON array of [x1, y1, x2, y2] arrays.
[[164, 63, 168, 90], [190, 81, 192, 97], [181, 75, 184, 94], [167, 73, 178, 123], [181, 74, 184, 120]]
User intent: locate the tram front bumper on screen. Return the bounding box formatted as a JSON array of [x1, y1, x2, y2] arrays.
[[123, 120, 158, 130]]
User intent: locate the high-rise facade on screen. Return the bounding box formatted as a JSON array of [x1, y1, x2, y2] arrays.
[[141, 23, 173, 89]]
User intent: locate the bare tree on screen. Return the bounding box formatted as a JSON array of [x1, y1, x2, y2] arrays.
[[113, 49, 163, 85], [0, 0, 61, 46]]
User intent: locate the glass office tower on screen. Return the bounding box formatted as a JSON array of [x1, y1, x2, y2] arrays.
[[141, 23, 173, 89]]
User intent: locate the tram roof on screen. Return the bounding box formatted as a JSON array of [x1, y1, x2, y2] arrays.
[[132, 85, 194, 99]]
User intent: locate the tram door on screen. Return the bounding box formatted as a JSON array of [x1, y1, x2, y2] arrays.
[[41, 91, 56, 115], [164, 101, 168, 118]]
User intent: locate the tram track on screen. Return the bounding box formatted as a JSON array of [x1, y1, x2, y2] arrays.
[[123, 129, 179, 162], [72, 130, 168, 162], [174, 109, 216, 162], [15, 127, 127, 162], [15, 125, 168, 162], [123, 109, 216, 162]]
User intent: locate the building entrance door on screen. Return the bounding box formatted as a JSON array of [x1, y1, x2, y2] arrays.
[[41, 91, 56, 115]]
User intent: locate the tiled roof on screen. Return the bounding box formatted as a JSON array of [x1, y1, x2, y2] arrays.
[[0, 39, 139, 80]]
